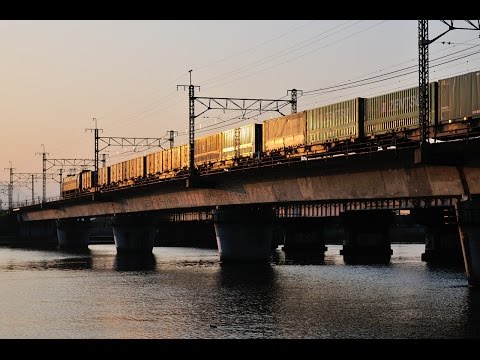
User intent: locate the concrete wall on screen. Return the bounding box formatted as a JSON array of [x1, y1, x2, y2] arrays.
[[20, 165, 478, 222]]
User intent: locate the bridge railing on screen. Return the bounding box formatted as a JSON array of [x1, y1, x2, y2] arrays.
[[10, 196, 63, 209]]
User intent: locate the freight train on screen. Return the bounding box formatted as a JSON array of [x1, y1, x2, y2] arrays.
[[62, 70, 480, 198]]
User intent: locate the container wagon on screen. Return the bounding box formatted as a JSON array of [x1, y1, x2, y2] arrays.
[[364, 84, 436, 139], [306, 98, 364, 150], [438, 70, 480, 125], [61, 174, 80, 197], [221, 123, 262, 162], [98, 166, 110, 188], [194, 132, 222, 167], [263, 111, 306, 154]]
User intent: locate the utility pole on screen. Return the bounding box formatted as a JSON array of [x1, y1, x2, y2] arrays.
[[418, 20, 480, 146], [58, 168, 63, 197], [35, 144, 48, 203], [178, 70, 297, 178], [7, 172, 54, 206], [31, 175, 34, 203], [101, 153, 107, 168], [36, 146, 91, 202], [167, 130, 178, 149], [177, 70, 201, 177], [87, 118, 167, 188], [86, 117, 102, 186], [288, 89, 303, 114], [4, 161, 14, 210]]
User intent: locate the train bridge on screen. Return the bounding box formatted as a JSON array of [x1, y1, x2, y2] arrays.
[[11, 138, 480, 286]]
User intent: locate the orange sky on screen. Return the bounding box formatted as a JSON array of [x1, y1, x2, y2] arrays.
[[1, 20, 478, 204]]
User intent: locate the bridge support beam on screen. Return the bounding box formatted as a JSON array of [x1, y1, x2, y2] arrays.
[[282, 217, 328, 256], [213, 205, 274, 263], [412, 208, 463, 264], [112, 214, 158, 253], [18, 220, 58, 247], [340, 210, 394, 264], [456, 196, 480, 287], [56, 218, 92, 251]]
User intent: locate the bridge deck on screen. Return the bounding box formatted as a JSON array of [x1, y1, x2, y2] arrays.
[[17, 140, 480, 221]]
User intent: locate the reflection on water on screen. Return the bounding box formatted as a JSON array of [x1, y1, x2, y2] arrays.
[[274, 250, 325, 265], [213, 263, 278, 337], [219, 263, 275, 287], [114, 253, 157, 272], [463, 288, 480, 338], [1, 249, 94, 271], [0, 244, 477, 338], [40, 256, 93, 271]]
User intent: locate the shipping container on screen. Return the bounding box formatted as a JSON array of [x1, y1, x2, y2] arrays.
[[126, 159, 132, 180], [180, 144, 189, 169], [163, 147, 173, 173], [194, 133, 221, 165], [81, 170, 93, 190], [146, 150, 164, 176], [221, 123, 262, 160], [263, 112, 306, 152], [438, 70, 480, 124], [125, 156, 145, 179], [110, 162, 125, 184], [171, 146, 180, 170], [110, 163, 118, 184], [365, 84, 436, 137], [62, 175, 79, 194], [305, 98, 364, 144], [98, 166, 110, 187], [172, 144, 188, 170], [146, 152, 157, 175], [146, 152, 155, 175], [122, 160, 128, 182], [156, 150, 164, 174]]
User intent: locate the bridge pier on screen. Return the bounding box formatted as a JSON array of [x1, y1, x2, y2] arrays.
[[340, 210, 394, 264], [112, 214, 158, 253], [56, 218, 92, 251], [411, 208, 463, 264], [282, 217, 328, 256], [456, 196, 480, 287], [213, 205, 274, 263], [18, 219, 58, 247], [156, 219, 217, 248]]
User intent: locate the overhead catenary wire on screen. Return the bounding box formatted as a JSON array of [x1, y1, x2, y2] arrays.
[[49, 23, 476, 153], [302, 42, 480, 97], [190, 24, 478, 134], [192, 20, 316, 73], [47, 22, 323, 157], [200, 20, 360, 89], [205, 21, 389, 93], [174, 45, 480, 138], [38, 22, 480, 183]]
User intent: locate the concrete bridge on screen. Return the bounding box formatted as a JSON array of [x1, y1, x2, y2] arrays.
[[11, 139, 480, 287]]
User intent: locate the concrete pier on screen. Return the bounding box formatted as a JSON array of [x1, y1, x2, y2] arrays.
[[18, 219, 58, 247], [281, 217, 328, 263], [281, 217, 328, 253], [156, 220, 217, 248], [411, 208, 463, 264], [112, 214, 158, 253], [56, 218, 92, 251], [456, 196, 480, 287], [340, 210, 394, 264], [213, 205, 274, 263]]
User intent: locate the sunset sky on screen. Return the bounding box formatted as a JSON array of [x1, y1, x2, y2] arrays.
[[1, 20, 479, 204]]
